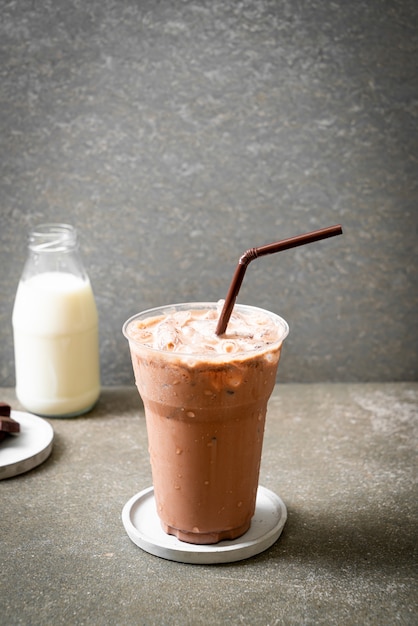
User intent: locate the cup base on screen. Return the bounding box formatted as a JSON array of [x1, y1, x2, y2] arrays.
[[122, 486, 287, 564], [161, 519, 252, 545]]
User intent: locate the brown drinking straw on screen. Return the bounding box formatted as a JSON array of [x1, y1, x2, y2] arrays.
[[215, 224, 343, 335]]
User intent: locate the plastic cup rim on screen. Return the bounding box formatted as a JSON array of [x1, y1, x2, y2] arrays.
[[122, 301, 289, 359]]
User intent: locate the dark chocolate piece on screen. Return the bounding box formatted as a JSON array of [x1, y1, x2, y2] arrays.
[[0, 402, 20, 440], [0, 402, 11, 417], [0, 415, 20, 434]]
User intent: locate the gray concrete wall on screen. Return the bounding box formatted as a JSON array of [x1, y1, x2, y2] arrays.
[[1, 0, 417, 385]]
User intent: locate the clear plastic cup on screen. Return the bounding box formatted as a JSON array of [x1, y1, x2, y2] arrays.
[[123, 302, 289, 544]]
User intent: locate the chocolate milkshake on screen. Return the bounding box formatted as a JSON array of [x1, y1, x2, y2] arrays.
[[123, 302, 289, 545]]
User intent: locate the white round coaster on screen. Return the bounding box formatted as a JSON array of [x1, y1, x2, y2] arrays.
[[122, 485, 287, 564], [0, 411, 54, 480]]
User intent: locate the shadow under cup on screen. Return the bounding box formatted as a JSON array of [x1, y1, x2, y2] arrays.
[[123, 303, 289, 545]]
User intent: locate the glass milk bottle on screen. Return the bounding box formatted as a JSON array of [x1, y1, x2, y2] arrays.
[[12, 224, 100, 417]]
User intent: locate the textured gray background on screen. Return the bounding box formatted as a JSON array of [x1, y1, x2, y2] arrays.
[[1, 0, 417, 385]]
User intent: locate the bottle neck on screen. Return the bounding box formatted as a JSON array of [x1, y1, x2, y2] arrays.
[[22, 224, 88, 281]]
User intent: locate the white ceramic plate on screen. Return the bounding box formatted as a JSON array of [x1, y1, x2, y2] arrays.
[[0, 410, 54, 480], [122, 485, 287, 564]]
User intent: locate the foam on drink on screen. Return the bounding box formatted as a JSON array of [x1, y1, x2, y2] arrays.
[[128, 303, 282, 356]]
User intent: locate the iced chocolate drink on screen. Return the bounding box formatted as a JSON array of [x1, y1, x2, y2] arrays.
[[123, 302, 289, 545]]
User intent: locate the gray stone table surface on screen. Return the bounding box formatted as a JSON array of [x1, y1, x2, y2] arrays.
[[1, 383, 417, 626]]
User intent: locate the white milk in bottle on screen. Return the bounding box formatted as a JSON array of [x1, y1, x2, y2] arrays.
[[12, 224, 100, 416]]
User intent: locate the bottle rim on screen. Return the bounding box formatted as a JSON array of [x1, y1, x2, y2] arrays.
[[28, 223, 77, 252]]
